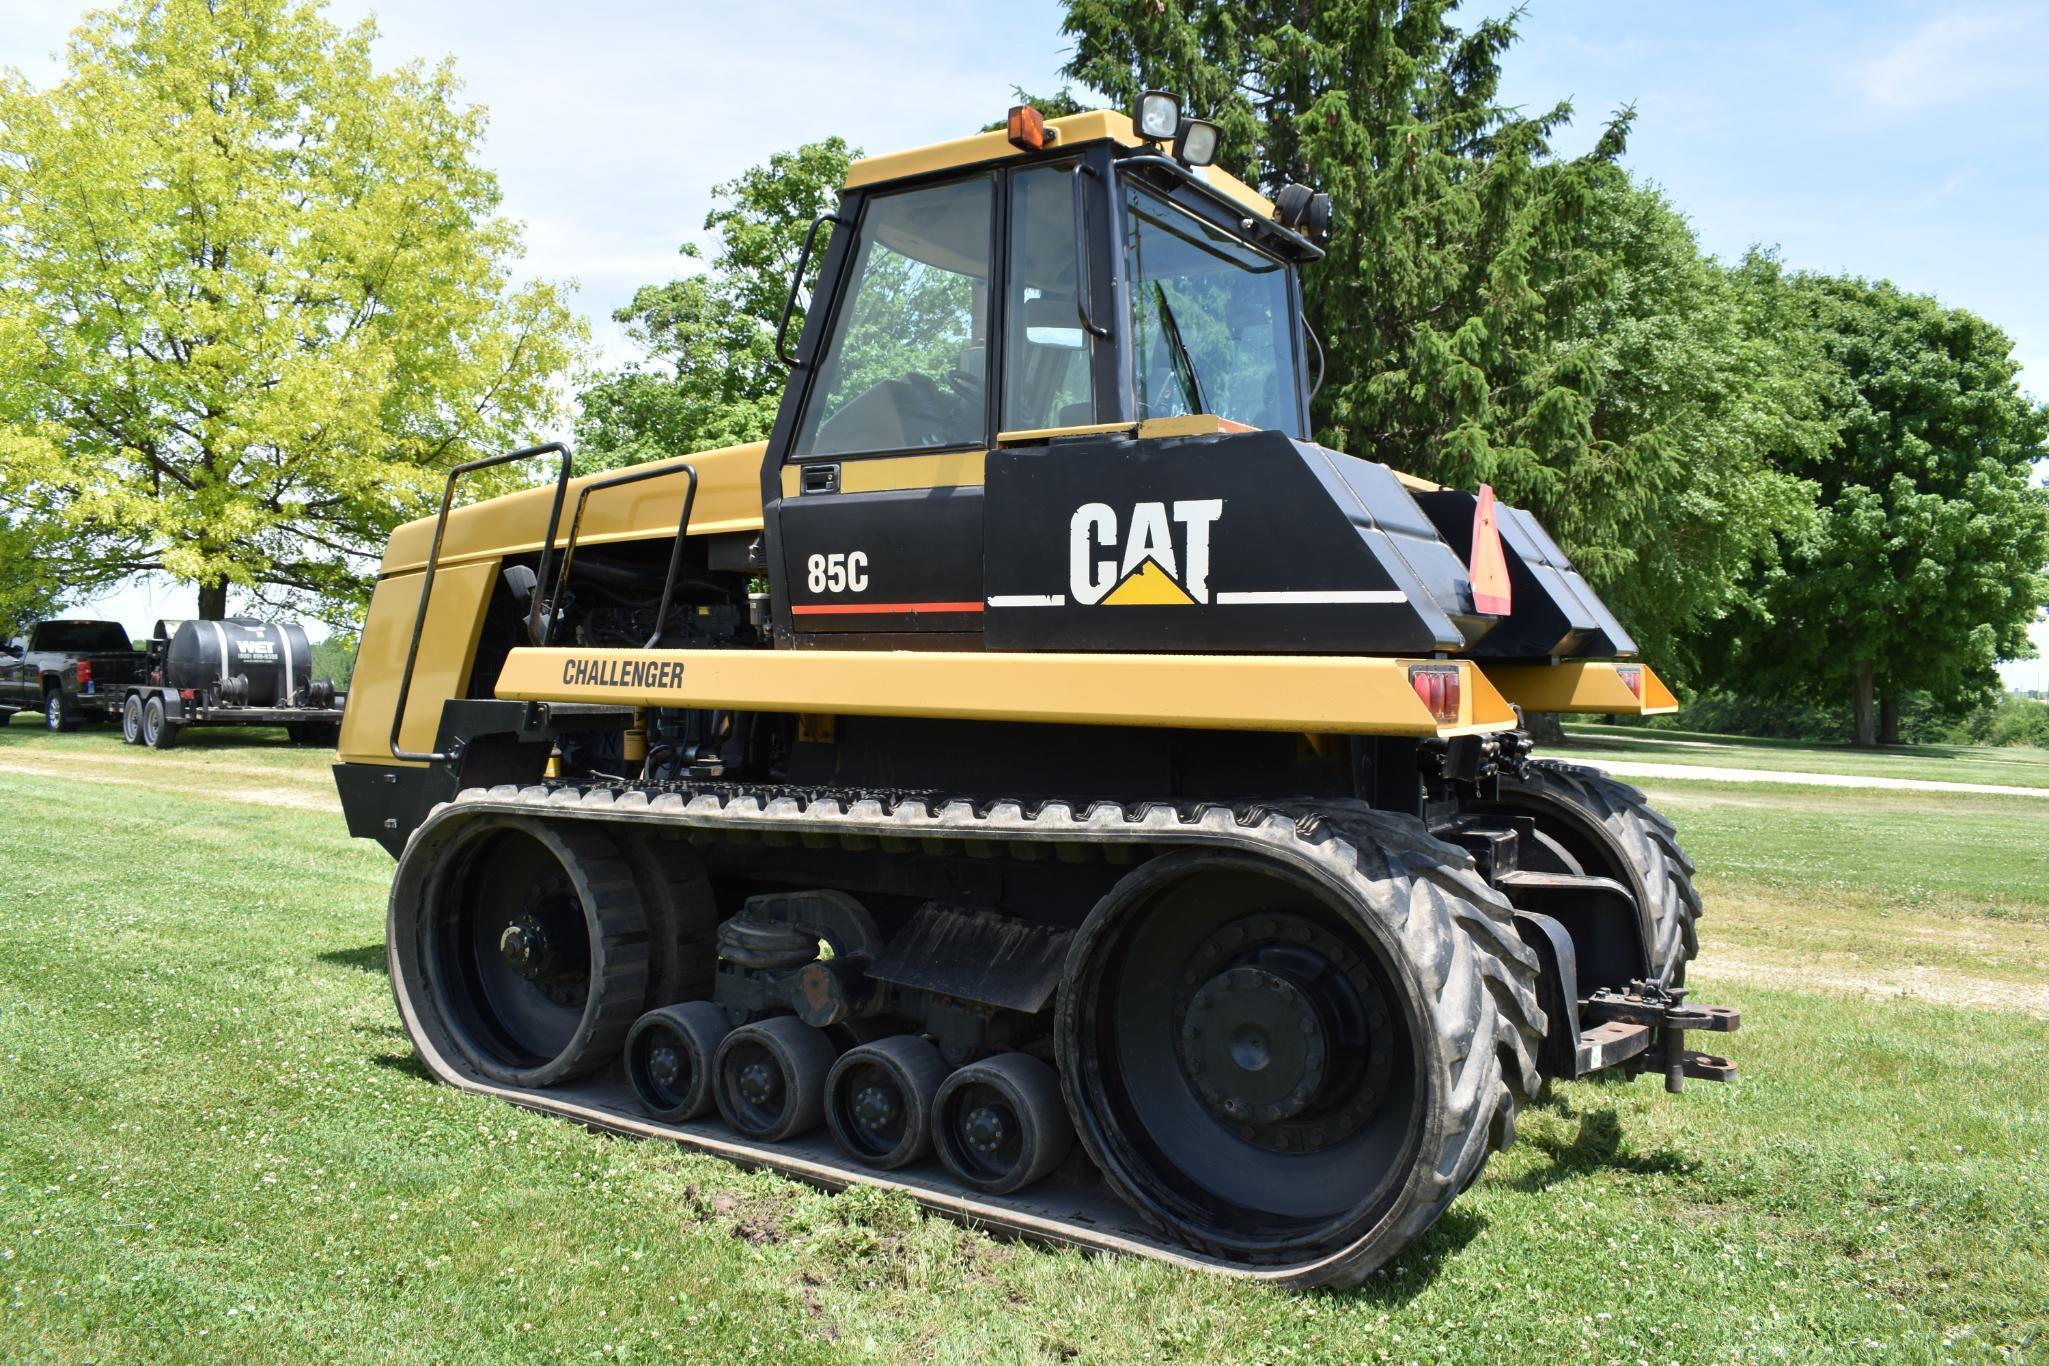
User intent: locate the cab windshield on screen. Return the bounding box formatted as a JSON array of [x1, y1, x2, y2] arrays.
[[1122, 181, 1303, 436]]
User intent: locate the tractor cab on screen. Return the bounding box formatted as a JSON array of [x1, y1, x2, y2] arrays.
[[760, 104, 1391, 650]]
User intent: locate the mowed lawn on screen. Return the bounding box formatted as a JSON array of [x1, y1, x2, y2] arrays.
[[1558, 721, 2049, 790], [1, 722, 2046, 1361]]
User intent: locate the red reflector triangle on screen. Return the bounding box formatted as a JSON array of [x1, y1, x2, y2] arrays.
[[1469, 484, 1512, 616]]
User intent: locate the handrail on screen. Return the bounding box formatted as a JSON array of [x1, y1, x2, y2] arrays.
[[775, 212, 851, 367], [1070, 163, 1109, 339], [390, 442, 573, 763], [1304, 312, 1327, 402], [544, 458, 701, 649]]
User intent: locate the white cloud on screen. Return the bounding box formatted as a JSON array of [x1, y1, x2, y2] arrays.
[[1855, 5, 2047, 112]]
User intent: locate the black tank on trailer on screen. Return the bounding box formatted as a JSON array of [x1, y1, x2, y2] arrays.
[[154, 618, 317, 707], [111, 617, 345, 750]]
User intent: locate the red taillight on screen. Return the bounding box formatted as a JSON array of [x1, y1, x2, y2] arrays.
[[1408, 664, 1462, 725], [75, 658, 92, 685], [178, 689, 196, 702], [1616, 665, 1644, 699]]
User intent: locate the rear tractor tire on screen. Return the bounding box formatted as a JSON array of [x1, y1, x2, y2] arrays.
[[1055, 812, 1545, 1283], [389, 815, 651, 1087], [1482, 760, 1703, 985]]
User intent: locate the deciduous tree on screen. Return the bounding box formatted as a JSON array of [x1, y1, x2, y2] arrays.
[[1708, 277, 2049, 745], [1057, 0, 1821, 672], [0, 0, 584, 622], [576, 140, 852, 466]]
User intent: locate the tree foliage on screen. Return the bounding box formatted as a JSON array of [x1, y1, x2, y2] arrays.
[[0, 0, 584, 622], [1058, 0, 1821, 672], [1705, 276, 2049, 743], [576, 140, 852, 467]]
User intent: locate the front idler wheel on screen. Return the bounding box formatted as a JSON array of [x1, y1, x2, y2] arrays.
[[391, 815, 650, 1088], [825, 1035, 949, 1169], [713, 1016, 835, 1141], [931, 1052, 1072, 1194], [626, 1001, 731, 1122]]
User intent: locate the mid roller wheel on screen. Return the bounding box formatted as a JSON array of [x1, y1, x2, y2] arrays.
[[625, 1001, 731, 1122], [931, 1052, 1071, 1194], [826, 1035, 949, 1169], [713, 1016, 835, 1142]]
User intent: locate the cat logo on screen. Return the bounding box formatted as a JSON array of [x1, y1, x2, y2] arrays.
[[1069, 499, 1224, 606]]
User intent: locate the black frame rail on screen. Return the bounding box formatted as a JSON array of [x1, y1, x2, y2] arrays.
[[390, 442, 574, 764], [545, 459, 701, 650]]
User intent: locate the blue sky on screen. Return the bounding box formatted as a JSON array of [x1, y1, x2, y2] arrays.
[[5, 0, 2046, 679]]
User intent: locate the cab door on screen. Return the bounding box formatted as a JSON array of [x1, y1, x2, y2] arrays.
[[773, 175, 996, 640], [769, 159, 1109, 644]]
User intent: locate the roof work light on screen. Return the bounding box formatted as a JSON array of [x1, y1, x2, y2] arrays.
[[1135, 90, 1181, 141], [1173, 118, 1221, 167]]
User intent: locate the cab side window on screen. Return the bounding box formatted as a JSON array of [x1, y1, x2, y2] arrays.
[[794, 178, 993, 457], [1001, 163, 1096, 432]]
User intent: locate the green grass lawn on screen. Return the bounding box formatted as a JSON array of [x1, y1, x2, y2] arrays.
[[2, 729, 2045, 1360], [1559, 721, 2049, 789]]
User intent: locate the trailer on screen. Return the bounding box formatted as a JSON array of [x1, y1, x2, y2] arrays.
[[114, 618, 345, 749]]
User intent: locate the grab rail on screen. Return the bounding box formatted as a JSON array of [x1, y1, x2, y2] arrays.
[[389, 442, 573, 763], [545, 459, 701, 649]]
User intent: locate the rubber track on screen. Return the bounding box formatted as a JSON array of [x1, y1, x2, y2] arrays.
[[1503, 760, 1704, 983], [390, 780, 1548, 1287]]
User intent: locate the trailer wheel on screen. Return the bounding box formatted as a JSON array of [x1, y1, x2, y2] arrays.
[[121, 695, 144, 745], [142, 696, 180, 750]]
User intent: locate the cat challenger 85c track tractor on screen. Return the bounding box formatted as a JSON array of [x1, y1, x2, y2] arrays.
[[332, 100, 1735, 1287]]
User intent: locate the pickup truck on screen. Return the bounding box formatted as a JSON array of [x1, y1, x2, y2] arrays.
[[0, 619, 146, 731]]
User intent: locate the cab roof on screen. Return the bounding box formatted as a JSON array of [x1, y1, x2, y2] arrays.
[[844, 110, 1276, 222]]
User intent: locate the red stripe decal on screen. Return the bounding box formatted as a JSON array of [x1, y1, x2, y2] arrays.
[[790, 601, 986, 616]]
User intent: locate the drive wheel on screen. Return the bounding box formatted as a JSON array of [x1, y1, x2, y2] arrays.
[[827, 1035, 949, 1170], [390, 815, 650, 1088], [1478, 759, 1702, 985], [121, 695, 144, 745], [1056, 815, 1544, 1283], [141, 696, 180, 749], [714, 1016, 835, 1142]]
